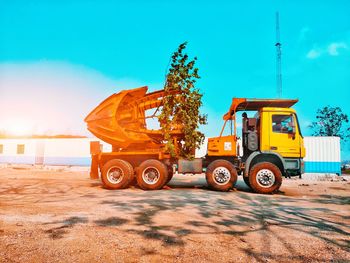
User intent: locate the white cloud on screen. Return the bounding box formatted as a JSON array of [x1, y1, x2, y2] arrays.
[[327, 42, 348, 56], [306, 41, 348, 59], [306, 49, 321, 59]]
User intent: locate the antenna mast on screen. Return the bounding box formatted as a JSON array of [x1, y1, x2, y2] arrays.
[[275, 12, 282, 98]]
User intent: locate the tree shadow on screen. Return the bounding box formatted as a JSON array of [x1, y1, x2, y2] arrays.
[[43, 216, 88, 239], [98, 188, 350, 257], [44, 216, 132, 239], [94, 217, 129, 226], [239, 247, 349, 262], [313, 195, 350, 205], [34, 178, 349, 260]]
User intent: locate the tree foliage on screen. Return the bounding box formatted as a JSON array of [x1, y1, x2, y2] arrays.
[[159, 42, 207, 159], [310, 106, 349, 141]]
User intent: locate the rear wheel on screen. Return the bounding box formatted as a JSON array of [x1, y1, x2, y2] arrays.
[[249, 162, 282, 194], [206, 159, 238, 191], [101, 159, 134, 189], [136, 159, 168, 190]]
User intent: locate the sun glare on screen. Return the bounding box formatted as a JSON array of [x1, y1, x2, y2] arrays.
[[4, 120, 33, 137]]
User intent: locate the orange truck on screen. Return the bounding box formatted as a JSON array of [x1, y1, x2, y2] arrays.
[[85, 86, 305, 194]]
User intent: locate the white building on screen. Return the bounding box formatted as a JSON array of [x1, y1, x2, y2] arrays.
[[0, 138, 110, 166]]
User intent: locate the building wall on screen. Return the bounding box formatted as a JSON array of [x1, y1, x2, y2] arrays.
[[0, 139, 37, 164], [0, 138, 111, 166], [303, 136, 341, 174]]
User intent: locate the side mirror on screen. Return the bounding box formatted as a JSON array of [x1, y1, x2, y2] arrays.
[[287, 120, 296, 134], [288, 125, 296, 139], [288, 126, 296, 133], [292, 126, 296, 134]]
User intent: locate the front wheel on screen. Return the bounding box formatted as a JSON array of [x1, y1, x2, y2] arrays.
[[249, 162, 282, 194], [206, 159, 238, 191]]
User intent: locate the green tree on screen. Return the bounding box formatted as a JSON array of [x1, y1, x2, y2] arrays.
[[159, 42, 207, 159], [310, 106, 349, 140]]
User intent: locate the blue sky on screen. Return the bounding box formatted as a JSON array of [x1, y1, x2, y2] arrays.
[[0, 0, 349, 159]]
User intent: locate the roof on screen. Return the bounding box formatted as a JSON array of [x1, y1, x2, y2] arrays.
[[223, 98, 298, 120]]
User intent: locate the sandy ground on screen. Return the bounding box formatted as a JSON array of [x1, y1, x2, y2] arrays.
[[0, 167, 349, 263]]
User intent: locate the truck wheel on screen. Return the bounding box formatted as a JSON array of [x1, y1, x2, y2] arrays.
[[136, 159, 168, 190], [249, 162, 282, 194], [243, 176, 251, 188], [101, 159, 134, 189], [206, 160, 238, 191]]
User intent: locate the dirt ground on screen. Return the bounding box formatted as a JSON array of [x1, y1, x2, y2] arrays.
[[0, 167, 349, 263]]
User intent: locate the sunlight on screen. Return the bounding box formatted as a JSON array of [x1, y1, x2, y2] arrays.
[[4, 120, 33, 137]]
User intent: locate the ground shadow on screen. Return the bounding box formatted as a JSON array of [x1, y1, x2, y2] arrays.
[[43, 216, 88, 239], [313, 195, 350, 205], [98, 187, 350, 256], [94, 217, 128, 226]]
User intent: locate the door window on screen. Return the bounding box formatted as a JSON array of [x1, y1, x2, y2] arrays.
[[272, 115, 293, 134]]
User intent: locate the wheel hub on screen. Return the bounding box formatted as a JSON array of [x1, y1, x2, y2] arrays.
[[107, 167, 124, 184], [256, 169, 275, 188], [142, 167, 160, 185], [212, 167, 231, 185]]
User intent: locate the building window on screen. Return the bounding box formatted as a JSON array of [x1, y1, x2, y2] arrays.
[[17, 144, 25, 154], [0, 144, 3, 154]]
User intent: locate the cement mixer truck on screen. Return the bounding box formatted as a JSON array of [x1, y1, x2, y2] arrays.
[[85, 86, 305, 194]]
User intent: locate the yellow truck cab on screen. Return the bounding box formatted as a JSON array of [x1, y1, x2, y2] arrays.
[[207, 98, 305, 194], [260, 107, 305, 158]]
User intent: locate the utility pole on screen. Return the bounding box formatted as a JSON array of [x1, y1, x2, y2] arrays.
[[275, 12, 282, 98]]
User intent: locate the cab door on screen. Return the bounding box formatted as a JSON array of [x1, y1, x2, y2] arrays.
[[268, 113, 301, 157]]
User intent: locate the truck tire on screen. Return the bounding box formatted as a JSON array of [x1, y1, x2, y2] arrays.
[[243, 176, 251, 188], [206, 159, 238, 191], [101, 159, 134, 190], [136, 159, 168, 190], [249, 162, 282, 194]]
